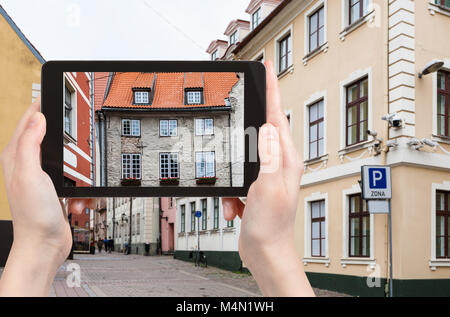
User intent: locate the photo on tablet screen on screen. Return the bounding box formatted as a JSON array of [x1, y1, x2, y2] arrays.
[[63, 71, 245, 188]]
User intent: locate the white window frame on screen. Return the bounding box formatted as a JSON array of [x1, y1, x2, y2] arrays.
[[304, 0, 328, 58], [304, 91, 327, 161], [122, 119, 141, 136], [195, 118, 214, 136], [134, 91, 149, 104], [230, 30, 238, 45], [303, 192, 330, 266], [252, 7, 261, 30], [121, 153, 141, 180], [340, 0, 374, 40], [211, 50, 217, 61], [274, 24, 293, 76], [432, 60, 450, 142], [339, 67, 373, 150], [195, 151, 215, 178], [187, 91, 202, 105], [429, 0, 450, 17], [63, 76, 77, 141], [430, 181, 450, 270], [160, 119, 178, 137], [252, 48, 265, 63], [341, 184, 376, 268], [159, 152, 179, 179]]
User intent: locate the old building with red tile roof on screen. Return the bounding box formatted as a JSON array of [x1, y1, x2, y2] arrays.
[[96, 72, 244, 188]]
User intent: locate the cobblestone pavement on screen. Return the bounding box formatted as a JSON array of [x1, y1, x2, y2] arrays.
[[1, 252, 349, 297]]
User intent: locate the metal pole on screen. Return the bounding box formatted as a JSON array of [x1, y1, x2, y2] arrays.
[[197, 215, 200, 266], [388, 199, 393, 297], [129, 198, 133, 255]]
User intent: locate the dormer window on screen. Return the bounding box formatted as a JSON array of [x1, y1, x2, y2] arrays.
[[230, 31, 238, 45], [211, 50, 218, 61], [134, 90, 149, 104], [186, 90, 203, 105], [252, 7, 261, 30]]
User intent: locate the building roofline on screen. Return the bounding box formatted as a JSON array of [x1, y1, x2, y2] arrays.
[[224, 19, 250, 36], [99, 106, 232, 113], [0, 5, 45, 64], [233, 0, 292, 55]]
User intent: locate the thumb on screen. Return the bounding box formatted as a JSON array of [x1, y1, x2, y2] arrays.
[[258, 123, 282, 175], [17, 112, 46, 172]]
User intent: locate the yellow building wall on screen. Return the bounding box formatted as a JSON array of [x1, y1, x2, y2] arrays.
[[0, 14, 42, 220]]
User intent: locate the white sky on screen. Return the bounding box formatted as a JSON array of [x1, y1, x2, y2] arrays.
[[0, 0, 249, 60]]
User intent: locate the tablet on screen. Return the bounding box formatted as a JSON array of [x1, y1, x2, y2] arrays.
[[41, 61, 266, 197]]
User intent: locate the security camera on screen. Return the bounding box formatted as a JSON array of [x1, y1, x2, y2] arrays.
[[367, 130, 378, 137], [407, 138, 423, 150], [386, 140, 399, 148], [382, 113, 403, 128], [421, 138, 438, 149]]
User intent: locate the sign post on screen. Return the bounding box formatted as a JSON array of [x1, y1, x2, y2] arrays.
[[195, 210, 202, 266], [361, 165, 393, 297]]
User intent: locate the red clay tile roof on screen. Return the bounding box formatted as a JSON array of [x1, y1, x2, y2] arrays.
[[93, 72, 110, 112], [103, 72, 238, 109]]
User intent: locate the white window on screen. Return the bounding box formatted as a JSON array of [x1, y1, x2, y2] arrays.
[[134, 91, 149, 104], [341, 0, 372, 31], [63, 76, 77, 140], [187, 91, 202, 104], [160, 153, 179, 178], [160, 119, 177, 136], [211, 50, 217, 61], [196, 152, 215, 178], [274, 26, 293, 74], [252, 7, 261, 30], [195, 118, 214, 136], [121, 154, 141, 179], [122, 119, 140, 136], [64, 85, 73, 136], [230, 30, 238, 45]]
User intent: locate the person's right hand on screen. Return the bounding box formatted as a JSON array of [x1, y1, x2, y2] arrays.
[[222, 61, 314, 297]]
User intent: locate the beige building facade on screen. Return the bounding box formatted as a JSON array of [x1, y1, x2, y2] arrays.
[[208, 0, 450, 296]]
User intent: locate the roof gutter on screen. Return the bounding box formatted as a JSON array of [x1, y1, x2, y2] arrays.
[[100, 106, 232, 113]]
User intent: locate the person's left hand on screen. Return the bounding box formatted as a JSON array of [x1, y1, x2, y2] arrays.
[[0, 98, 95, 296]]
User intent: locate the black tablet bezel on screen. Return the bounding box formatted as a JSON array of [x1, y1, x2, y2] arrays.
[[41, 61, 266, 197]]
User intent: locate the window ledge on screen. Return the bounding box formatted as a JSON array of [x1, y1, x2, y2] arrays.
[[188, 231, 196, 236], [429, 259, 450, 271], [339, 10, 375, 41], [338, 140, 374, 158], [199, 230, 208, 235], [303, 257, 330, 267], [277, 65, 294, 80], [304, 154, 329, 167], [429, 2, 450, 17], [341, 258, 376, 269], [303, 42, 329, 65], [178, 232, 186, 237], [432, 134, 450, 145], [223, 227, 235, 233], [210, 228, 220, 233]]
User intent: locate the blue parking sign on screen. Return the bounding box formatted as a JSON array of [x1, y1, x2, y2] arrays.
[[362, 166, 392, 200]]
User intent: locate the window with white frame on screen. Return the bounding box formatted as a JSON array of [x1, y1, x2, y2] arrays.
[[349, 0, 370, 25], [308, 100, 325, 159], [435, 0, 450, 8], [187, 91, 202, 105], [190, 202, 196, 232], [436, 191, 450, 258], [311, 200, 326, 257], [180, 204, 185, 233], [252, 7, 261, 30], [211, 50, 217, 61], [160, 119, 177, 137], [213, 197, 219, 229], [437, 71, 450, 137], [121, 154, 141, 179], [195, 118, 214, 135], [230, 30, 238, 45], [134, 91, 149, 104], [348, 194, 370, 257], [278, 32, 292, 73], [195, 152, 215, 178], [122, 119, 141, 137], [308, 6, 325, 53], [64, 85, 73, 137], [160, 153, 179, 179], [201, 199, 207, 230]]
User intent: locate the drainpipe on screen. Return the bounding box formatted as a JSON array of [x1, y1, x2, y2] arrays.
[[158, 197, 162, 255], [384, 0, 390, 296], [228, 112, 233, 187]]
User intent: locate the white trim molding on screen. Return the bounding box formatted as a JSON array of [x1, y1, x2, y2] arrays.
[[428, 1, 450, 17], [339, 67, 373, 150], [429, 181, 450, 270], [303, 0, 328, 65], [339, 0, 375, 41], [303, 191, 329, 266], [341, 184, 376, 269], [252, 47, 266, 62]]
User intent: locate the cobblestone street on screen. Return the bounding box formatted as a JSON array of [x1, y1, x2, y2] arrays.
[[38, 252, 348, 297]]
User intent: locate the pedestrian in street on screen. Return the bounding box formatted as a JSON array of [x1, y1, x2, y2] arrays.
[[108, 237, 113, 253], [103, 238, 108, 253], [0, 61, 314, 297], [97, 239, 103, 253]]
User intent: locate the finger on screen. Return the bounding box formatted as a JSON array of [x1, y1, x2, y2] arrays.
[[15, 112, 46, 174], [222, 198, 244, 221], [264, 61, 299, 171], [258, 123, 282, 177]]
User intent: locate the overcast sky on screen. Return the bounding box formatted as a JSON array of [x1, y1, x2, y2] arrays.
[[1, 0, 249, 60]]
